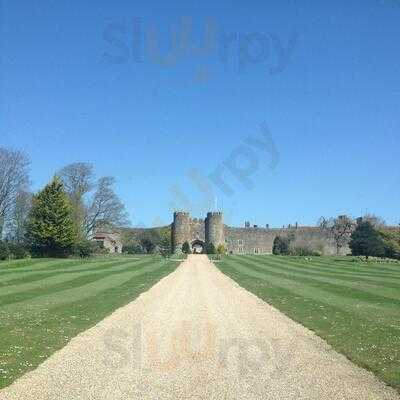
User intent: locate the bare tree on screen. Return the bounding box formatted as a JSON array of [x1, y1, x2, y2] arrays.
[[84, 177, 129, 236], [57, 162, 94, 201], [58, 162, 95, 238], [361, 214, 385, 228], [0, 148, 30, 237], [5, 190, 32, 242], [319, 215, 355, 255], [57, 162, 129, 238]]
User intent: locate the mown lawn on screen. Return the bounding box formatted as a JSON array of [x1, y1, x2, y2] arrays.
[[217, 255, 400, 391], [0, 255, 180, 389]]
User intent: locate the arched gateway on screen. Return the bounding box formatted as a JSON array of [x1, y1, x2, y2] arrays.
[[172, 211, 225, 254], [191, 240, 205, 254]]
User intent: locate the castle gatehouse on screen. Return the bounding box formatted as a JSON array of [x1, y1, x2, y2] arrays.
[[171, 211, 344, 255]]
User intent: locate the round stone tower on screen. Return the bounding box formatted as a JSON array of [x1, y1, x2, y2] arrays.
[[172, 212, 191, 253], [205, 212, 225, 249]]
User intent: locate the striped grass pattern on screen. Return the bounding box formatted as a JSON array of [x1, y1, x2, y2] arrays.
[[0, 256, 180, 389], [217, 255, 400, 391]]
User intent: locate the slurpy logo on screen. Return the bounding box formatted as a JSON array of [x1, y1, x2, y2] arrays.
[[128, 121, 280, 228], [168, 122, 279, 221], [101, 320, 277, 378], [102, 17, 298, 79]]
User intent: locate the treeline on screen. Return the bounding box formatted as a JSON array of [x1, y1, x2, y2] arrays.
[[0, 147, 128, 259], [121, 233, 226, 256], [121, 227, 171, 255], [273, 214, 400, 260]]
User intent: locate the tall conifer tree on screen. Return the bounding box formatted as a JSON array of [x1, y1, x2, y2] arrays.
[[26, 177, 77, 257]]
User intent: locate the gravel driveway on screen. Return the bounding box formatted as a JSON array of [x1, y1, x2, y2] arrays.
[[1, 255, 398, 400]]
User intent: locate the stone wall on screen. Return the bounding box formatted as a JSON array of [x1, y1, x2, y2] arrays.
[[224, 226, 347, 255], [126, 212, 400, 256], [189, 218, 206, 242], [170, 212, 349, 255]]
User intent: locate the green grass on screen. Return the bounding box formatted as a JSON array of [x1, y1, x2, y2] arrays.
[[0, 255, 180, 389], [217, 255, 400, 391]]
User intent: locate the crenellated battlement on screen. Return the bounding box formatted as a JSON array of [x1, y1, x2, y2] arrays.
[[171, 211, 224, 253]]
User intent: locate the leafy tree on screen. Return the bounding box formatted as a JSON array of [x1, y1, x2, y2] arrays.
[[379, 229, 400, 259], [182, 241, 191, 254], [140, 238, 157, 253], [120, 229, 142, 251], [26, 178, 77, 257], [121, 227, 171, 255], [138, 229, 162, 253], [158, 227, 172, 252], [205, 242, 216, 254], [159, 236, 171, 258], [273, 236, 290, 255], [349, 220, 385, 260]]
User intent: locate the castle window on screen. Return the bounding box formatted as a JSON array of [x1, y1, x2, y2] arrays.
[[237, 239, 244, 246], [238, 246, 244, 253], [254, 248, 260, 254]]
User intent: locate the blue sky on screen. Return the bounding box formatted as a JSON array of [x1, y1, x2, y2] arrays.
[[1, 1, 399, 227]]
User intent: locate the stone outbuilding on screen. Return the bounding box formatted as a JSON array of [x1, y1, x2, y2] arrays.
[[92, 231, 123, 253]]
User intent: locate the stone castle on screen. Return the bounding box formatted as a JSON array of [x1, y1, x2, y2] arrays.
[[94, 211, 398, 255], [171, 211, 342, 255]]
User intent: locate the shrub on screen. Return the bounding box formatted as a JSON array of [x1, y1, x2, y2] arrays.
[[123, 244, 145, 254], [205, 243, 216, 255], [182, 241, 191, 254], [350, 255, 400, 264], [273, 236, 290, 255], [72, 240, 101, 258], [97, 246, 110, 255], [290, 246, 321, 257], [217, 244, 226, 255], [7, 243, 30, 259], [0, 242, 10, 260]]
